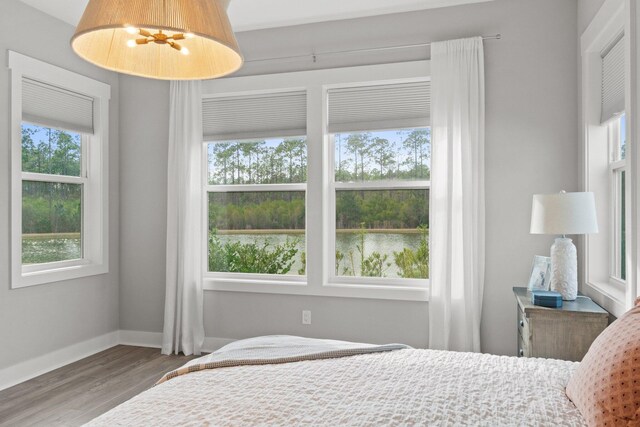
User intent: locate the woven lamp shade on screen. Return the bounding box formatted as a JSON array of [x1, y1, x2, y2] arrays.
[[71, 0, 243, 80]]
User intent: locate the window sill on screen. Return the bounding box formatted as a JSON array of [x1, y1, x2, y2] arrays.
[[582, 280, 626, 317], [203, 277, 429, 302], [12, 262, 108, 289]]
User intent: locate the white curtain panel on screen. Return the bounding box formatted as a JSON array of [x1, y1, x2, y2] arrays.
[[429, 37, 485, 352], [162, 81, 205, 356]]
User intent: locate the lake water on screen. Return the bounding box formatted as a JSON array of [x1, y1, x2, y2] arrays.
[[22, 236, 81, 264], [22, 232, 424, 278]]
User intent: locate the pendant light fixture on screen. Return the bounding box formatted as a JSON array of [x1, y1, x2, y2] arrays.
[[71, 0, 243, 80]]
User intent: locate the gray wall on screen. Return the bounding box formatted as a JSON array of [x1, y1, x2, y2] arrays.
[[0, 0, 120, 369], [119, 0, 580, 355], [118, 76, 169, 333], [578, 0, 607, 35]]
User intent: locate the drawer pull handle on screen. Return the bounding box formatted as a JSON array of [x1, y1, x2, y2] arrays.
[[519, 348, 524, 357], [519, 320, 524, 328]]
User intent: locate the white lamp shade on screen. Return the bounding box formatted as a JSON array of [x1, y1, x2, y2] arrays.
[[530, 192, 599, 235]]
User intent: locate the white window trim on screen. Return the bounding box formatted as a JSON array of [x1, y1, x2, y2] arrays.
[[608, 119, 626, 283], [581, 0, 637, 316], [201, 61, 430, 302], [9, 51, 110, 288]]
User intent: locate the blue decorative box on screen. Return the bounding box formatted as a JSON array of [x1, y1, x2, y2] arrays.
[[531, 290, 563, 308]]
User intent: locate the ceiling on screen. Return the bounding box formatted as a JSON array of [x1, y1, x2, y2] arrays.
[[20, 0, 493, 32]]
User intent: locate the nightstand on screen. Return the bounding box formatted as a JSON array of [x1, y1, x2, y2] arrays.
[[513, 287, 609, 361]]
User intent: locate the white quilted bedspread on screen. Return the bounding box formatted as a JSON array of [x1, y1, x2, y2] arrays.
[[86, 336, 585, 426]]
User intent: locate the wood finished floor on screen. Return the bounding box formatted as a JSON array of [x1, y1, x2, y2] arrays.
[[0, 345, 197, 426]]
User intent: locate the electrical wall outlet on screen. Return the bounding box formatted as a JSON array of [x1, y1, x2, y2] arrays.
[[302, 310, 311, 325]]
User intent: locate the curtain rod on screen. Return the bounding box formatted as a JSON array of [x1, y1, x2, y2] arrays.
[[245, 34, 501, 64]]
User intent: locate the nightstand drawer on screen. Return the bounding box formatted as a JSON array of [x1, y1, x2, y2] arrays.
[[517, 307, 530, 342], [518, 333, 530, 357]]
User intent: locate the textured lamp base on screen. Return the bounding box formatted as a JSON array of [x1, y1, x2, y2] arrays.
[[550, 237, 577, 301]]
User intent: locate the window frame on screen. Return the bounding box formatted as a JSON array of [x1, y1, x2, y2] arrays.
[[327, 131, 430, 288], [20, 130, 88, 274], [608, 116, 626, 285], [203, 135, 308, 284], [201, 61, 431, 301], [580, 0, 636, 316], [9, 51, 110, 289]]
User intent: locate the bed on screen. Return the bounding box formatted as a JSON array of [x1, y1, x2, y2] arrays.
[[85, 335, 586, 426]]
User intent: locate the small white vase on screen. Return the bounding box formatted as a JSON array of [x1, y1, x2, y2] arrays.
[[550, 237, 577, 301]]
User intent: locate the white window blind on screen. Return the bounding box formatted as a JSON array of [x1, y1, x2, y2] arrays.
[[601, 33, 625, 124], [203, 91, 307, 141], [328, 81, 430, 133], [22, 77, 94, 134]]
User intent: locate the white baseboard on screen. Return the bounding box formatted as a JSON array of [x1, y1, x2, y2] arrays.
[[0, 330, 237, 391], [118, 330, 163, 348], [118, 330, 235, 353], [0, 331, 119, 391]]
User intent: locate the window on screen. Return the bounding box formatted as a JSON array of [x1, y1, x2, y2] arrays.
[[201, 61, 431, 301], [609, 114, 626, 283], [587, 30, 626, 295], [203, 91, 307, 281], [9, 52, 110, 288], [328, 81, 430, 286], [581, 0, 632, 317], [206, 137, 307, 277], [602, 31, 626, 290], [331, 129, 430, 282], [21, 124, 84, 265]]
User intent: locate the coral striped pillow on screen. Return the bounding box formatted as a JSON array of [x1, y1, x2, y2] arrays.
[[566, 299, 640, 426]]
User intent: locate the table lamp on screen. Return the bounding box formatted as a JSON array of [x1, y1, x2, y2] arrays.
[[530, 191, 598, 300]]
